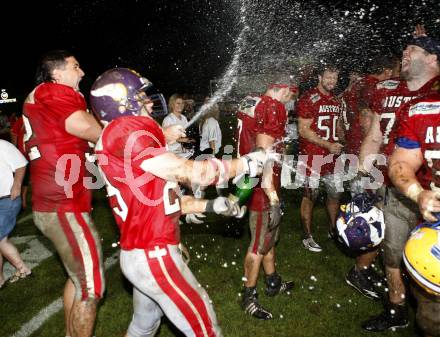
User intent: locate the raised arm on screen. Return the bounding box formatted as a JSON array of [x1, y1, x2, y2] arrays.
[[140, 150, 271, 187], [65, 110, 102, 143]]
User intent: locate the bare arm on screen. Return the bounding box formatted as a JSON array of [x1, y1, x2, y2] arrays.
[[359, 108, 374, 137], [180, 195, 208, 214], [298, 117, 343, 154], [209, 140, 216, 153], [140, 152, 246, 187], [358, 112, 383, 172], [65, 110, 102, 143], [389, 146, 440, 221], [256, 133, 279, 205], [11, 166, 26, 200]]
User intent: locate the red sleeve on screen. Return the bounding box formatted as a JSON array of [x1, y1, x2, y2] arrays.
[[35, 83, 87, 129], [254, 97, 286, 138], [296, 94, 314, 119]]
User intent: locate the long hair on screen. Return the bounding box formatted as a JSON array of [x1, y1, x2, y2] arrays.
[[168, 93, 184, 114], [199, 102, 220, 128], [35, 50, 74, 85]]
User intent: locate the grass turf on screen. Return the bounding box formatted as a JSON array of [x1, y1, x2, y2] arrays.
[[0, 188, 422, 337]]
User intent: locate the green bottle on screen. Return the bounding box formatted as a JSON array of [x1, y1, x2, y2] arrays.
[[228, 175, 256, 206]]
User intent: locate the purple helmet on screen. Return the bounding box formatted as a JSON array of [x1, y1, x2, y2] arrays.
[[336, 193, 385, 251], [90, 68, 152, 122]]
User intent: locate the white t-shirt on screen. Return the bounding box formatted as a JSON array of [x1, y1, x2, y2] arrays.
[[0, 140, 27, 197], [162, 113, 188, 155], [200, 117, 222, 154]]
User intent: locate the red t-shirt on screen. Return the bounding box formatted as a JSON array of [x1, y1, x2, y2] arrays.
[[341, 75, 380, 155], [23, 83, 91, 212], [297, 87, 342, 176], [95, 116, 182, 250], [236, 95, 287, 211], [397, 93, 440, 190], [370, 76, 440, 185]]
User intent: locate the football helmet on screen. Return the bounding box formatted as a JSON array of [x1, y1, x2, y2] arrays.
[[336, 193, 385, 251], [403, 226, 440, 296], [90, 68, 152, 122]]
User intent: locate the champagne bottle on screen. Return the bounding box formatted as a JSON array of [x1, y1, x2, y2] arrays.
[[228, 175, 255, 206]]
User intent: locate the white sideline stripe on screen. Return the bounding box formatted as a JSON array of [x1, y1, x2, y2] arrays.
[[16, 213, 33, 225], [10, 251, 120, 337]]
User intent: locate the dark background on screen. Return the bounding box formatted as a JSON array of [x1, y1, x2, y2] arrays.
[[1, 0, 440, 113]]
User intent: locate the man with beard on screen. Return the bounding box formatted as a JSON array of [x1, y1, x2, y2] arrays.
[[340, 55, 396, 299], [359, 36, 440, 332], [297, 64, 344, 252], [388, 90, 440, 337]]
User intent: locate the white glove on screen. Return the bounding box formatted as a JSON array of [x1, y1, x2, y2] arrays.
[[206, 197, 245, 217], [185, 213, 206, 224], [242, 149, 281, 177]]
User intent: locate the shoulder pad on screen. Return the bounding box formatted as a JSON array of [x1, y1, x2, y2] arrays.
[[376, 79, 400, 90]]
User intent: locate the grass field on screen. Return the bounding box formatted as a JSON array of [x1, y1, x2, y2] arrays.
[[0, 188, 422, 337]]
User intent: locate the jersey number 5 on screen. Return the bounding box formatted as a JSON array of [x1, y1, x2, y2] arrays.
[[317, 115, 339, 141]]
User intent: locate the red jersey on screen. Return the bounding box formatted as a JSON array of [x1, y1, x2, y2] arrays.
[[23, 83, 91, 212], [236, 95, 287, 211], [370, 76, 440, 185], [397, 93, 440, 190], [297, 87, 342, 176], [95, 116, 182, 250], [341, 75, 380, 155], [11, 116, 26, 157]]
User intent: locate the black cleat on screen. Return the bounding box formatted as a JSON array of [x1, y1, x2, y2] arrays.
[[362, 302, 409, 332], [264, 272, 294, 297], [345, 266, 381, 300], [242, 287, 273, 320]]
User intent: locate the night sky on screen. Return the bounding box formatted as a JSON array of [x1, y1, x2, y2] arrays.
[[1, 0, 440, 113]]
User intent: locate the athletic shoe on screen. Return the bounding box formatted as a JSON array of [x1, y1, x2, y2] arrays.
[[242, 288, 273, 320], [345, 266, 380, 299], [302, 236, 322, 252], [264, 273, 294, 297], [362, 302, 409, 332]]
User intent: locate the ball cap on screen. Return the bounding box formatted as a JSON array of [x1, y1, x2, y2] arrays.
[[407, 36, 440, 60], [268, 83, 298, 93]]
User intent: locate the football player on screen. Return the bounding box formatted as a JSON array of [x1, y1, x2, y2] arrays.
[[340, 55, 395, 299], [389, 91, 440, 337], [359, 36, 440, 331], [236, 83, 295, 320], [23, 50, 104, 337], [90, 68, 275, 337], [297, 64, 344, 252]]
